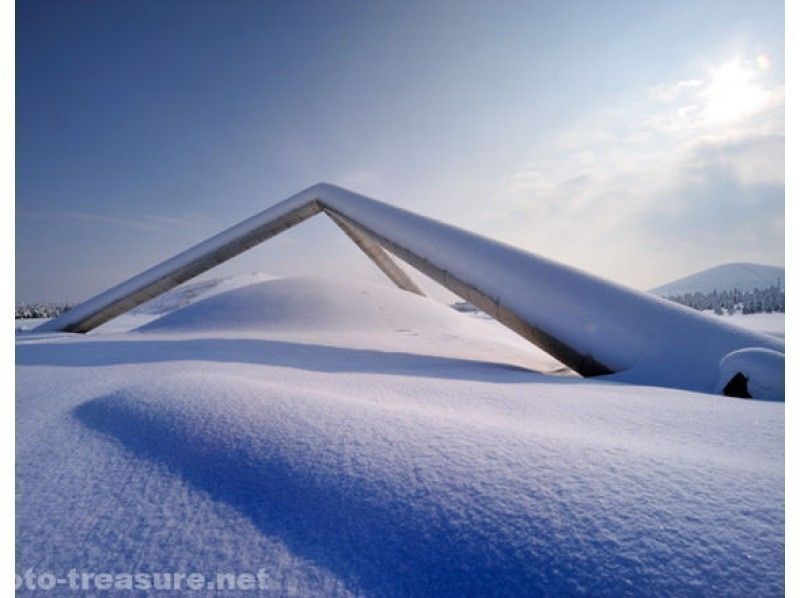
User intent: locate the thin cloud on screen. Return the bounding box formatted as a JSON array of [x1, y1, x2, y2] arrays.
[[487, 53, 784, 288], [18, 208, 218, 234]]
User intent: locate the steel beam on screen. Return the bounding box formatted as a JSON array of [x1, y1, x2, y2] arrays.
[[37, 182, 784, 396], [324, 209, 425, 297]]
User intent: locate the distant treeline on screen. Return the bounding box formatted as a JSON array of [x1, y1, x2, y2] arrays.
[[15, 302, 72, 319], [665, 286, 785, 315]]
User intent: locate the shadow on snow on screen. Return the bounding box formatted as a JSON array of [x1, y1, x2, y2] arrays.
[[16, 337, 557, 383]]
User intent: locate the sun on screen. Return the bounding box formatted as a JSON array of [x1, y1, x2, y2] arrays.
[[700, 57, 770, 125]]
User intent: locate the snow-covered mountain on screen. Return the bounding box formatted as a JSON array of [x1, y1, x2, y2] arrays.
[[650, 262, 784, 296]]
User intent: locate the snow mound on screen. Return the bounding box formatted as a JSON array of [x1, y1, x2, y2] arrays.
[[131, 272, 278, 316], [69, 372, 784, 596], [650, 262, 784, 296], [137, 277, 475, 334], [715, 348, 785, 401]]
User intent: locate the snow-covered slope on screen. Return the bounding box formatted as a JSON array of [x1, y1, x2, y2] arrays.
[[16, 277, 784, 595], [711, 311, 785, 339], [134, 277, 566, 374], [140, 277, 499, 334], [650, 262, 785, 296], [131, 272, 278, 316]]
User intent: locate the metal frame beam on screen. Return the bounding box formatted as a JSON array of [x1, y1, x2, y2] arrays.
[[37, 183, 784, 395], [324, 208, 424, 297]]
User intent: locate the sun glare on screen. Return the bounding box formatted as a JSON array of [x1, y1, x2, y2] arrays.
[[700, 57, 770, 125]]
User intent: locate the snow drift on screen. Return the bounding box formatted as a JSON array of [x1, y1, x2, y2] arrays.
[[16, 275, 785, 595], [137, 277, 478, 334], [140, 275, 785, 400], [715, 348, 785, 401], [130, 273, 277, 316], [58, 372, 788, 595]]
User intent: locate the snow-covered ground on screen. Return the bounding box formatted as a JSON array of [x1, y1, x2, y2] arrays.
[[16, 276, 784, 595], [705, 311, 785, 339]]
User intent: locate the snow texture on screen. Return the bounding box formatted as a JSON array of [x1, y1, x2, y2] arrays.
[[16, 277, 784, 596], [650, 262, 785, 296], [138, 277, 497, 335], [131, 272, 279, 316]]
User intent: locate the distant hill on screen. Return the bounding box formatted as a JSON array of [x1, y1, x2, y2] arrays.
[[650, 263, 784, 297]]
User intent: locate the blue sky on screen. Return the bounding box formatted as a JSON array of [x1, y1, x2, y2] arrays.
[[17, 0, 784, 302]]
